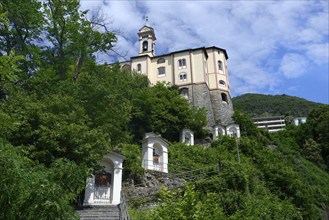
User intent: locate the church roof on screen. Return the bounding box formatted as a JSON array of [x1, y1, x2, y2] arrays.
[[139, 25, 154, 32], [131, 46, 228, 60]]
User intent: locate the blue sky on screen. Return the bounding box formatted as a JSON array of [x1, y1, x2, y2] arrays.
[[81, 0, 328, 104]]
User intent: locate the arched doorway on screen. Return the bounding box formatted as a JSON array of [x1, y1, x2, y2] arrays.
[[93, 160, 113, 204]]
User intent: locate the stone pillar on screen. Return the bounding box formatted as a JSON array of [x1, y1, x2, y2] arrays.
[[142, 144, 154, 171], [111, 166, 123, 205], [83, 176, 95, 206], [162, 147, 168, 173]]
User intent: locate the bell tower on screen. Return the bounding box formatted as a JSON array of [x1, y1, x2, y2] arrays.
[[138, 17, 156, 57]]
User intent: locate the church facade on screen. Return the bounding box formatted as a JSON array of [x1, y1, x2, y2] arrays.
[[120, 24, 234, 127]]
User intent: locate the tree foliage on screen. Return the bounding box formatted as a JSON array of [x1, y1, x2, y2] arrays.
[[0, 2, 206, 216], [232, 93, 321, 118], [130, 107, 329, 219], [131, 136, 329, 219], [0, 142, 86, 219], [130, 82, 207, 142], [273, 104, 329, 171], [3, 1, 328, 219]]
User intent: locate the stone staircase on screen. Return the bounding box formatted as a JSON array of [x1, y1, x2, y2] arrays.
[[77, 205, 120, 220]]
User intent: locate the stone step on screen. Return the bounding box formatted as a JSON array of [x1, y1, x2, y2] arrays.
[[77, 205, 120, 220]]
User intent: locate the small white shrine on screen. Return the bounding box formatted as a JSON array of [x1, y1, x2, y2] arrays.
[[180, 129, 194, 146], [213, 124, 241, 140], [83, 152, 125, 206], [213, 125, 226, 140], [141, 132, 169, 173], [293, 117, 307, 126]]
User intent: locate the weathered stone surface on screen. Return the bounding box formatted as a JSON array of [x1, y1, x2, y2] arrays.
[[181, 83, 234, 128], [77, 205, 120, 220], [123, 170, 185, 207], [210, 90, 234, 125]]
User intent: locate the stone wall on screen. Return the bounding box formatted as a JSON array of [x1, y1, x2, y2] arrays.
[[180, 83, 234, 128], [210, 90, 234, 125], [123, 171, 184, 207], [178, 83, 215, 127]]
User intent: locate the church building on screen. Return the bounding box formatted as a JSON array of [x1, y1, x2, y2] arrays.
[[120, 22, 234, 127]]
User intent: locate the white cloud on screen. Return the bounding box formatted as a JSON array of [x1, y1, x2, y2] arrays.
[[279, 53, 309, 79], [305, 43, 329, 65], [80, 0, 329, 102]]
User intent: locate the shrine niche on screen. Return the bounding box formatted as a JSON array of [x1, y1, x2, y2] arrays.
[[94, 170, 111, 187], [212, 124, 241, 139], [180, 129, 194, 146], [142, 132, 169, 173], [226, 124, 241, 138], [83, 152, 125, 206], [212, 125, 226, 140]]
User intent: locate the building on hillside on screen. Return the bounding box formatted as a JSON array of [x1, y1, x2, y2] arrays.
[[119, 22, 234, 128], [213, 124, 241, 139], [141, 132, 169, 173], [253, 115, 286, 133], [292, 117, 307, 126], [83, 152, 125, 206], [180, 129, 195, 146]]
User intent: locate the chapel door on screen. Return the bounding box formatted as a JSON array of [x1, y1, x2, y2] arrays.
[[93, 171, 112, 204]]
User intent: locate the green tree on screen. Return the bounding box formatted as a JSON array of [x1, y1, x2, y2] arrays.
[[0, 0, 44, 72], [302, 105, 329, 170], [130, 83, 207, 142], [0, 2, 25, 98], [232, 110, 259, 137], [0, 142, 86, 219], [43, 0, 116, 80]]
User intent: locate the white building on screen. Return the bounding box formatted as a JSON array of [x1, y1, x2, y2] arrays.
[[180, 129, 195, 146], [293, 117, 307, 126], [83, 152, 125, 206], [119, 22, 235, 127], [212, 124, 241, 139], [253, 116, 286, 133], [141, 132, 169, 173]]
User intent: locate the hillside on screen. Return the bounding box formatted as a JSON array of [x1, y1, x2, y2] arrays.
[[129, 105, 329, 220], [129, 136, 329, 220], [232, 93, 322, 117], [1, 1, 328, 219]]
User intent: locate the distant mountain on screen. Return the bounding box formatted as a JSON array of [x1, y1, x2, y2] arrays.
[[232, 93, 322, 118]]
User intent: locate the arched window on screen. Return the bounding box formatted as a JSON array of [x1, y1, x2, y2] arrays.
[[121, 64, 131, 72], [229, 127, 238, 137], [179, 88, 189, 100], [158, 67, 165, 76], [179, 72, 187, 81], [142, 41, 148, 52], [178, 59, 186, 69], [153, 144, 162, 165], [219, 80, 226, 86], [157, 58, 165, 64], [184, 133, 191, 144], [218, 60, 223, 71], [153, 148, 159, 164], [137, 63, 141, 72], [221, 93, 228, 102]]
